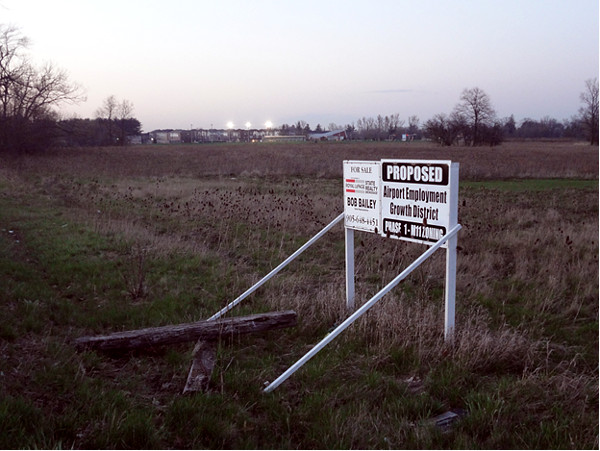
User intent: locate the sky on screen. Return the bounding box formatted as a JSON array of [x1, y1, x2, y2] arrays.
[[2, 0, 598, 132]]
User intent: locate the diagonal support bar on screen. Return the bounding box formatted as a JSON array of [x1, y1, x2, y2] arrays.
[[207, 213, 344, 321], [263, 223, 462, 393]]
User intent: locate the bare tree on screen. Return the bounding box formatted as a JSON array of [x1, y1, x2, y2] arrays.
[[407, 115, 420, 135], [95, 96, 137, 146], [117, 99, 134, 145], [356, 116, 376, 140], [385, 113, 403, 138], [579, 77, 599, 145], [0, 24, 84, 153], [453, 87, 496, 146], [95, 95, 118, 144], [0, 26, 29, 122], [423, 113, 460, 146], [376, 114, 385, 140]]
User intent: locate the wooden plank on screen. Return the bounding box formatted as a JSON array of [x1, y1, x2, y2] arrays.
[[182, 340, 217, 394], [74, 310, 297, 352]]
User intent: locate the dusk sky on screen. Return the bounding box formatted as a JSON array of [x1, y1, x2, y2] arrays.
[[3, 0, 598, 132]]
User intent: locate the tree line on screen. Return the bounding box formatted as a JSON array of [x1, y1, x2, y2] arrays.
[[263, 83, 598, 146], [420, 85, 598, 146], [293, 85, 597, 145], [1, 23, 597, 154]]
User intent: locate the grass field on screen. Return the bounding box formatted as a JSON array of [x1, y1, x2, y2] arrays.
[[0, 140, 598, 448]]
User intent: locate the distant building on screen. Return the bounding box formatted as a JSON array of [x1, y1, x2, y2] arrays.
[[307, 129, 347, 141], [147, 128, 304, 144], [150, 131, 182, 144], [263, 135, 306, 142]]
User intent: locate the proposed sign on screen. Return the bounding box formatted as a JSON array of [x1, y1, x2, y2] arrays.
[[380, 160, 452, 245]]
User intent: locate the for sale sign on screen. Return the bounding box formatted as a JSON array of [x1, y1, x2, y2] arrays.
[[343, 161, 380, 233]]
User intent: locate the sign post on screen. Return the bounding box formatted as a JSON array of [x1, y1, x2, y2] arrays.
[[444, 162, 460, 339], [345, 227, 355, 310]]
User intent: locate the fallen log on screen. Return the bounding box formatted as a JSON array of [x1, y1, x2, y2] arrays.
[[74, 310, 297, 352]]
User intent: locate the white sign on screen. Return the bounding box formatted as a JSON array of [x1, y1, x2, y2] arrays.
[[343, 161, 380, 233], [343, 159, 457, 246], [380, 160, 452, 245]]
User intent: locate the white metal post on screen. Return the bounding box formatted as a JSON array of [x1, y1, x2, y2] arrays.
[[345, 226, 355, 311], [445, 234, 457, 340], [444, 163, 460, 340]]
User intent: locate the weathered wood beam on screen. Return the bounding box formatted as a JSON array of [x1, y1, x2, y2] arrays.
[[74, 310, 297, 352], [182, 340, 217, 394]]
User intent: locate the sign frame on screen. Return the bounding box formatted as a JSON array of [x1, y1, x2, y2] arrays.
[[342, 159, 460, 338]]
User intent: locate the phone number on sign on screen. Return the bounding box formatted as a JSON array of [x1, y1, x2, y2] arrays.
[[345, 214, 378, 227]]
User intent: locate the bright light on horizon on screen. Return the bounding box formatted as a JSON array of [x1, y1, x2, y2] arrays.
[[226, 121, 234, 129], [245, 121, 251, 129], [265, 120, 273, 129]]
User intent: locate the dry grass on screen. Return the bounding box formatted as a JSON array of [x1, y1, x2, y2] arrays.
[[5, 139, 598, 180], [0, 140, 597, 448], [3, 141, 596, 364]]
